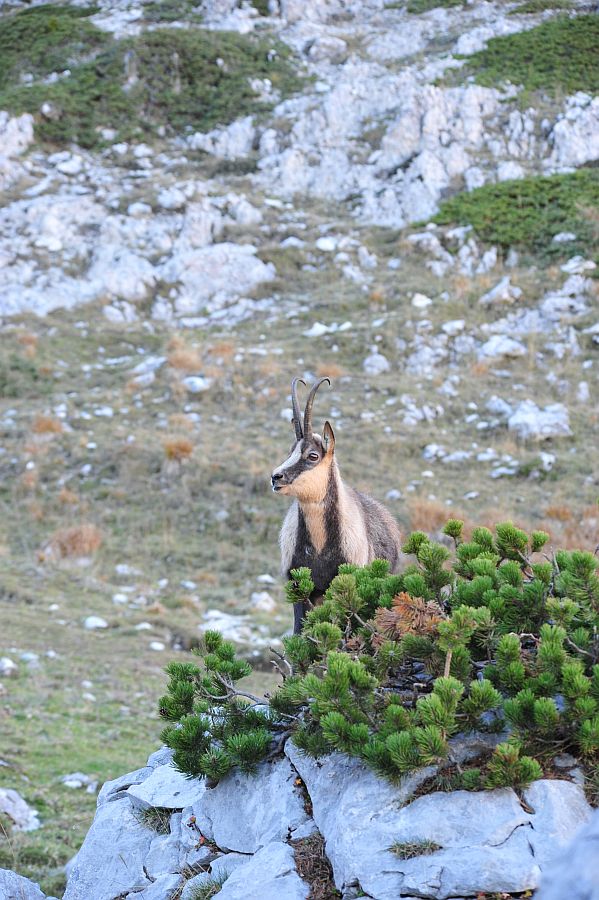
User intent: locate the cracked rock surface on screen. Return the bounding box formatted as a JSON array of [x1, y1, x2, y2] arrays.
[[54, 741, 594, 900]]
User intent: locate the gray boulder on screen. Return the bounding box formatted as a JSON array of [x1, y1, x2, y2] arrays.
[[198, 757, 312, 853], [63, 797, 154, 900], [536, 807, 599, 900], [0, 869, 46, 900], [508, 401, 572, 441], [285, 742, 592, 900], [134, 873, 182, 900], [126, 763, 205, 811], [217, 841, 307, 900]]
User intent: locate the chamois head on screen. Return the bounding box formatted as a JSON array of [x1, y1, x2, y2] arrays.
[[271, 377, 335, 500]]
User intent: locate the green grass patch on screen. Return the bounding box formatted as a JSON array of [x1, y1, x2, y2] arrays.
[[433, 169, 599, 260], [390, 839, 443, 859], [134, 805, 173, 834], [510, 0, 572, 13], [142, 0, 202, 22], [457, 15, 599, 96], [0, 5, 106, 92], [0, 10, 303, 149], [406, 0, 462, 12], [188, 872, 229, 900]]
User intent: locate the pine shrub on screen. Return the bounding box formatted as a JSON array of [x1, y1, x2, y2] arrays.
[[159, 522, 599, 792]]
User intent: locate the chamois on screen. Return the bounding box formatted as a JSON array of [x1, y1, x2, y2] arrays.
[[271, 377, 402, 633]]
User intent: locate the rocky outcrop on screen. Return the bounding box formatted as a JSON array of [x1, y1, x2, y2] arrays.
[[0, 869, 47, 900], [54, 740, 594, 900], [536, 808, 599, 900]]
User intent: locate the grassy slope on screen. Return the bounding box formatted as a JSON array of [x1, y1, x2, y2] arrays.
[[457, 14, 599, 96], [1, 222, 598, 891], [0, 5, 302, 149], [0, 3, 598, 895]]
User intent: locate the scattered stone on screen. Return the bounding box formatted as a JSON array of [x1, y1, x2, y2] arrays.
[[249, 591, 277, 613], [363, 351, 390, 375], [560, 256, 597, 275], [60, 773, 98, 792], [84, 616, 109, 630], [0, 657, 17, 677], [478, 335, 527, 360], [508, 401, 572, 441], [0, 788, 41, 832], [182, 375, 212, 393], [479, 276, 522, 306], [412, 292, 433, 309]]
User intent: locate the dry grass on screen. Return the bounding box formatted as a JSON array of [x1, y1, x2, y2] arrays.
[[545, 504, 573, 521], [291, 833, 340, 900], [32, 415, 63, 435], [46, 523, 103, 559], [17, 332, 38, 358], [20, 470, 39, 492], [168, 347, 202, 372], [58, 488, 80, 505], [163, 437, 194, 462], [207, 340, 236, 362], [316, 362, 345, 379], [168, 413, 194, 432], [408, 497, 452, 534]]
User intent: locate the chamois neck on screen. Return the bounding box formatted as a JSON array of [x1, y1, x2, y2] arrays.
[[295, 457, 339, 506]]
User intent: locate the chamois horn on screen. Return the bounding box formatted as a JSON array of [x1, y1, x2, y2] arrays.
[[291, 377, 305, 441], [303, 377, 331, 439]]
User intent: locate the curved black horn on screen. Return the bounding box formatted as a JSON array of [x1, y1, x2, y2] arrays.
[[303, 377, 331, 438], [291, 377, 305, 441]]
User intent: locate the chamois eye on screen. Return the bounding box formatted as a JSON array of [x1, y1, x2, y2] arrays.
[[308, 451, 319, 461]]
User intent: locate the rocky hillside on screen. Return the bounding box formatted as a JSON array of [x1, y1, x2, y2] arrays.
[[0, 0, 597, 895]]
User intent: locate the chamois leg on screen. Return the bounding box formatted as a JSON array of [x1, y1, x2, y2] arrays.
[[293, 594, 323, 634], [293, 601, 307, 635]]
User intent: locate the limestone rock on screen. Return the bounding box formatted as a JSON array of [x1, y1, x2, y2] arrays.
[[508, 401, 572, 441], [133, 873, 182, 899], [536, 808, 599, 900], [363, 351, 390, 375], [286, 742, 592, 899], [126, 763, 206, 811], [0, 788, 41, 832], [0, 868, 46, 900], [63, 798, 154, 900], [188, 116, 256, 159], [198, 757, 312, 853], [217, 841, 307, 900], [97, 766, 153, 806], [478, 335, 527, 359]]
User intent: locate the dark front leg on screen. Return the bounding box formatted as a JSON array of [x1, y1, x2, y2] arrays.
[[293, 601, 307, 635], [293, 593, 323, 634]]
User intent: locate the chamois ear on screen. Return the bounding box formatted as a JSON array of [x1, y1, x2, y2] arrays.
[[322, 421, 335, 454]]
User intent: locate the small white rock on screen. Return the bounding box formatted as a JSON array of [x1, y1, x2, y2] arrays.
[[0, 658, 17, 677], [250, 591, 277, 613], [561, 256, 596, 275], [315, 236, 337, 252], [84, 616, 108, 630], [182, 376, 212, 394], [363, 351, 390, 375], [412, 292, 433, 309]]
